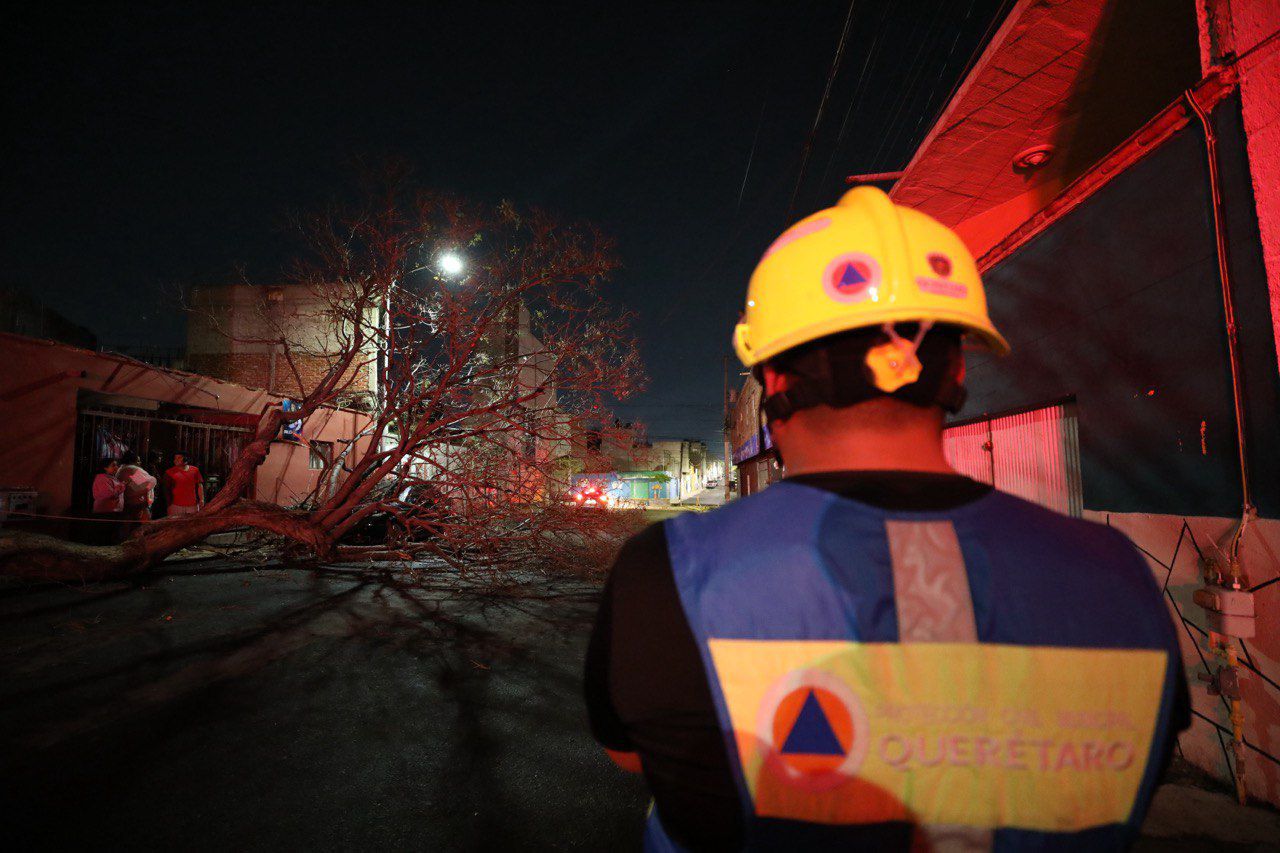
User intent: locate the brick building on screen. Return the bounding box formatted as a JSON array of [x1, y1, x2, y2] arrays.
[[186, 283, 377, 403], [728, 373, 780, 497]]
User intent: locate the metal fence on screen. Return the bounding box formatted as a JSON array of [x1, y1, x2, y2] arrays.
[[944, 400, 1083, 517], [74, 406, 251, 510]]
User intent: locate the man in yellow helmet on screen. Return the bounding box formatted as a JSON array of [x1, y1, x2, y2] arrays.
[[585, 187, 1188, 851]]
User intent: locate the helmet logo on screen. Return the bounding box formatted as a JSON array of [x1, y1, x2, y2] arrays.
[[823, 253, 881, 304], [918, 253, 968, 299]]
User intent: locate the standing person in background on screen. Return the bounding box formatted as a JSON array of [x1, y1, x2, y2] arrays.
[[117, 452, 157, 535], [147, 449, 168, 516], [164, 452, 204, 517], [90, 458, 126, 544]]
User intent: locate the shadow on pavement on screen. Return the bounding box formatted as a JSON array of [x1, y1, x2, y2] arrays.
[[0, 560, 648, 851]]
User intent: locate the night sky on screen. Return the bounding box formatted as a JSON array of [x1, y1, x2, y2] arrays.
[[4, 1, 1006, 445]]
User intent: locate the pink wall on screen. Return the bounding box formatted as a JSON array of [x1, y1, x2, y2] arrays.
[[1095, 510, 1280, 807], [1211, 0, 1280, 371], [0, 333, 369, 515]]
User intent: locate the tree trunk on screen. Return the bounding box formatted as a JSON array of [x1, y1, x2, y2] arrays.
[[0, 502, 328, 584]]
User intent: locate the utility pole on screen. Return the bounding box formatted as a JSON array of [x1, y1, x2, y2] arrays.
[[723, 355, 733, 503], [679, 439, 686, 503]]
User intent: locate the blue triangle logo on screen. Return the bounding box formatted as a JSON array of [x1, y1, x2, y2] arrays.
[[779, 690, 845, 756], [839, 263, 867, 287]]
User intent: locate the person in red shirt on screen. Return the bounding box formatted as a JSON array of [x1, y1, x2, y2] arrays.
[[164, 452, 204, 517]]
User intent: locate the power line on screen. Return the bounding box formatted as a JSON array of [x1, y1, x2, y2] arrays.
[[818, 0, 893, 189], [869, 0, 945, 170], [785, 0, 859, 220], [883, 0, 978, 163], [736, 89, 770, 216], [912, 0, 1018, 145], [912, 0, 978, 132]]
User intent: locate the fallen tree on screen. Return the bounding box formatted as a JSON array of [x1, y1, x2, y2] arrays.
[[0, 179, 647, 581]]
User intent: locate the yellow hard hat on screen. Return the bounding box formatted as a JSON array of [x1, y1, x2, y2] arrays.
[[733, 186, 1009, 367]]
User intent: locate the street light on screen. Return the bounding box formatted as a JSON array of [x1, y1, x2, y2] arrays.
[[438, 252, 465, 277]]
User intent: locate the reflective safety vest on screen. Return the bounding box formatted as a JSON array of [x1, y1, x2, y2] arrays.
[[643, 481, 1182, 852]]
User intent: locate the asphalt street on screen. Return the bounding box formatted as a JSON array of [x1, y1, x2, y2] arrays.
[[2, 553, 1276, 851], [0, 561, 648, 851]]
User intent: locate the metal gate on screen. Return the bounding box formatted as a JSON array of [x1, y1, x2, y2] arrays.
[[73, 406, 251, 510], [944, 400, 1083, 517]]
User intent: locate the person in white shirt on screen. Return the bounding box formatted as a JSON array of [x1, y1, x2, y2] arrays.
[[117, 451, 157, 534]]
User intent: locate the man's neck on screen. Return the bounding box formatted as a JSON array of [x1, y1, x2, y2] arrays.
[[771, 402, 954, 477]]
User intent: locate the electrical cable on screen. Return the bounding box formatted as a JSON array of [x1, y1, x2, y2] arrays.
[[653, 11, 812, 330], [818, 0, 893, 189], [869, 0, 945, 170], [883, 0, 978, 164], [736, 90, 770, 216], [785, 0, 860, 220], [910, 0, 1017, 146]]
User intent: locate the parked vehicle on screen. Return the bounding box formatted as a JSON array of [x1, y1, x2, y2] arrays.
[[340, 483, 443, 545], [569, 481, 612, 509]]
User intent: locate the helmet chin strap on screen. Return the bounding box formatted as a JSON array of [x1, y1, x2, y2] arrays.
[[759, 321, 966, 424]]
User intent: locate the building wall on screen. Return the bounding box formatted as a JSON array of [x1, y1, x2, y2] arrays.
[[1091, 510, 1280, 806], [646, 439, 707, 499], [185, 351, 359, 401], [729, 374, 763, 453], [964, 95, 1280, 804], [730, 374, 771, 494], [1212, 0, 1280, 371], [0, 333, 371, 516], [967, 95, 1280, 519], [737, 453, 780, 498], [186, 283, 376, 400]]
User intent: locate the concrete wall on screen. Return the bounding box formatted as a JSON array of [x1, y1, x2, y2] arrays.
[[0, 333, 370, 515], [645, 439, 707, 499], [966, 98, 1280, 805], [1212, 0, 1280, 372], [1092, 510, 1280, 806]]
